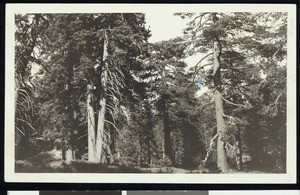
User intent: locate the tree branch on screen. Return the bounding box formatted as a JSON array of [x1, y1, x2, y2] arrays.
[[16, 126, 25, 136], [104, 119, 124, 139], [202, 133, 219, 166], [16, 118, 37, 133], [77, 133, 88, 140], [222, 97, 248, 108]]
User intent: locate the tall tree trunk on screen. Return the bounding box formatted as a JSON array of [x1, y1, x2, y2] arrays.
[[139, 130, 143, 166], [95, 31, 109, 163], [162, 138, 165, 159], [145, 103, 152, 165], [213, 39, 228, 173], [87, 84, 97, 162], [87, 31, 109, 163], [96, 74, 107, 163], [146, 138, 151, 165], [162, 101, 175, 165], [236, 127, 243, 171]]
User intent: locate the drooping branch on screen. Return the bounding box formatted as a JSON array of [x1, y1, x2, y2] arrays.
[[199, 101, 214, 110], [16, 118, 37, 133], [202, 133, 219, 166], [16, 126, 25, 136], [77, 133, 88, 140], [267, 92, 283, 113], [222, 113, 245, 125], [222, 97, 248, 108], [104, 119, 124, 139], [194, 53, 213, 72], [188, 53, 213, 88]]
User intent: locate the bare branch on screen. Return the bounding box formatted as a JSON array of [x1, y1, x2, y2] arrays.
[[16, 126, 25, 136], [104, 119, 124, 139], [202, 133, 219, 166], [199, 101, 214, 109], [16, 118, 37, 133], [273, 92, 283, 104], [222, 97, 248, 108], [189, 53, 213, 87], [77, 133, 88, 140]]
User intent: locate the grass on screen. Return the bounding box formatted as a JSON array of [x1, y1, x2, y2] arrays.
[[15, 151, 173, 173], [15, 151, 269, 173]]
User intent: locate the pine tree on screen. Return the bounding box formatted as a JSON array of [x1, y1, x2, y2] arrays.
[[179, 12, 287, 172], [35, 13, 150, 163]]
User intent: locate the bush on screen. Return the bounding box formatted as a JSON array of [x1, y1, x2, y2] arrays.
[[157, 156, 173, 167]]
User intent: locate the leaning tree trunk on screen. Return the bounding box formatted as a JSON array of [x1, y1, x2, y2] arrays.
[[95, 31, 109, 163], [87, 84, 97, 162], [213, 39, 228, 173], [96, 65, 107, 163], [87, 31, 109, 163]]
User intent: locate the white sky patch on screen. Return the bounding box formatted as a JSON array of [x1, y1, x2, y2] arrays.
[[260, 69, 267, 79], [145, 12, 204, 69], [195, 86, 209, 97], [145, 13, 209, 97], [31, 63, 41, 75], [145, 12, 189, 43]]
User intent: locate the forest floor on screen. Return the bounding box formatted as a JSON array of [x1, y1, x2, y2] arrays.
[[15, 150, 265, 173]]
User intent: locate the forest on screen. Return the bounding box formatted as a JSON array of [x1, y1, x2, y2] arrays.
[[14, 12, 287, 173]]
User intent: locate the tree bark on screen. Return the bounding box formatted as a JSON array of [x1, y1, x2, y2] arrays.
[[139, 131, 143, 166], [87, 31, 109, 163], [236, 127, 243, 171], [96, 65, 107, 163], [95, 31, 109, 163], [162, 101, 175, 165], [146, 138, 151, 165], [145, 103, 152, 165], [65, 148, 74, 164], [87, 84, 97, 162], [213, 39, 228, 173], [162, 138, 165, 159]]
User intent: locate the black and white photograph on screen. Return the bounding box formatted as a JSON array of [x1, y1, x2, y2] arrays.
[[5, 4, 296, 183]]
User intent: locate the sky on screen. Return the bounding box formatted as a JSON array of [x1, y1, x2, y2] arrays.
[[144, 13, 209, 96], [144, 12, 188, 43], [144, 12, 199, 67]]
